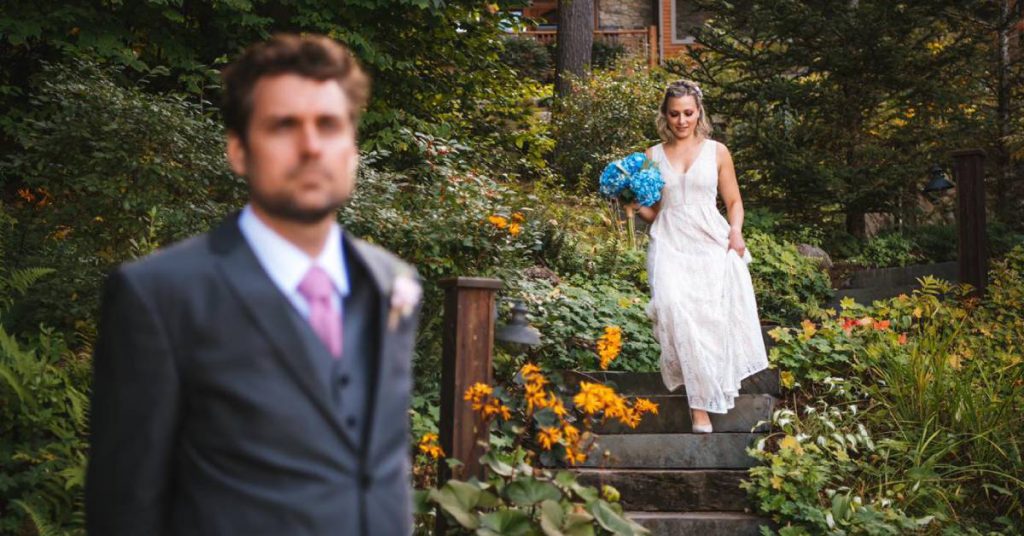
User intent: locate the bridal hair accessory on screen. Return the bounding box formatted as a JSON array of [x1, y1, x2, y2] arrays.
[[670, 79, 702, 99]]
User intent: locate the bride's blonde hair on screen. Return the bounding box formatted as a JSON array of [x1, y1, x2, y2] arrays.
[[656, 79, 713, 142]]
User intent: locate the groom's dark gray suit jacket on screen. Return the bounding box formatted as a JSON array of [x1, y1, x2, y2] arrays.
[[86, 213, 419, 535]]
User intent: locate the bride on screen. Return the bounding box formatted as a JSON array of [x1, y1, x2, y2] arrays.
[[631, 80, 768, 433]]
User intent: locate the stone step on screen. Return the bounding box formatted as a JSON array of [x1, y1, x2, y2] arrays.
[[574, 468, 753, 512], [585, 433, 761, 469], [562, 368, 780, 397], [627, 512, 770, 535], [594, 394, 775, 434]]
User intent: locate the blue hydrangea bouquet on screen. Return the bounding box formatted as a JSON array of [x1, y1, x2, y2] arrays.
[[599, 152, 664, 248]]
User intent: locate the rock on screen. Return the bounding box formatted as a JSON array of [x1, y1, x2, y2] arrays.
[[523, 265, 561, 285], [797, 244, 833, 268]]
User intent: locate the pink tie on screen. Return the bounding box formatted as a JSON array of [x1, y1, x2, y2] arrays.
[[297, 266, 342, 359]]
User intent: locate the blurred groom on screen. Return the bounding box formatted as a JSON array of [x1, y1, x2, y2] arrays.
[[86, 34, 421, 535]]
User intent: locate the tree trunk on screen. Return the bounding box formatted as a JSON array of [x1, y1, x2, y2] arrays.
[[555, 0, 594, 97], [994, 0, 1014, 221]]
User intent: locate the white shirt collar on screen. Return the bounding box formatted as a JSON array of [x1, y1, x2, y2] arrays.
[[237, 205, 349, 299]]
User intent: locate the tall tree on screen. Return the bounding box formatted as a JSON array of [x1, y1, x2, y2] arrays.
[[554, 0, 593, 97], [682, 0, 987, 237]]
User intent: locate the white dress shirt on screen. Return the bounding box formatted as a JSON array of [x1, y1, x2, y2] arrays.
[[237, 205, 349, 319]]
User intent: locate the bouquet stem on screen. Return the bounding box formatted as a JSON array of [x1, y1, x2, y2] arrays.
[[624, 205, 636, 250]]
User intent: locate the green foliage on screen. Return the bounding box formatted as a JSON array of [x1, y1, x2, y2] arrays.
[[1, 58, 243, 334], [680, 0, 994, 235], [746, 229, 833, 325], [340, 137, 544, 390], [551, 64, 668, 190], [423, 453, 648, 535], [500, 36, 553, 82], [513, 274, 660, 373], [0, 260, 89, 535], [590, 41, 626, 70], [848, 232, 922, 268], [754, 248, 1024, 532]]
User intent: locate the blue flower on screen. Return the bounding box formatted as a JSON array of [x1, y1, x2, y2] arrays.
[[629, 166, 664, 207], [599, 159, 630, 197], [620, 152, 646, 174]]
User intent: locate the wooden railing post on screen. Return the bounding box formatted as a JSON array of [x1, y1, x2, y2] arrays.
[[437, 277, 503, 484], [648, 25, 658, 68], [951, 149, 988, 297]]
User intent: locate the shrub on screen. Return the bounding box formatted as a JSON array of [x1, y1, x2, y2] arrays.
[[746, 229, 834, 325], [551, 65, 668, 190], [0, 259, 89, 535], [591, 40, 627, 70], [416, 364, 656, 534], [499, 36, 553, 82], [0, 59, 244, 335], [848, 232, 921, 268], [514, 275, 660, 373], [755, 248, 1024, 531]]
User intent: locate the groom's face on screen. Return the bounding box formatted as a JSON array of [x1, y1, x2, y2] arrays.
[[227, 73, 358, 224]]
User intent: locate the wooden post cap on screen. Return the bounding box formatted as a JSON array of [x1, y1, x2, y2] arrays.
[[438, 277, 504, 290]]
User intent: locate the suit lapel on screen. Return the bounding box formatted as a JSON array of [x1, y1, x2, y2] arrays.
[[211, 215, 356, 453], [344, 232, 396, 455]]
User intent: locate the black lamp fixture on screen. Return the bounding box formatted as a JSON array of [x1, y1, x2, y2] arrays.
[[923, 164, 955, 194], [495, 300, 541, 347]]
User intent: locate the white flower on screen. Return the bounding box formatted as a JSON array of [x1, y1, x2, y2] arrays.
[[388, 274, 421, 330]]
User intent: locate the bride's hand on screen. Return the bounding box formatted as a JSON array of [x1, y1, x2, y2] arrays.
[[728, 228, 746, 257]]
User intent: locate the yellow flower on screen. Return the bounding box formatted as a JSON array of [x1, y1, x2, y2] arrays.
[[562, 423, 580, 443], [508, 223, 522, 236], [799, 319, 817, 340], [634, 398, 659, 416], [780, 371, 795, 389], [537, 427, 562, 450], [596, 326, 623, 370], [573, 382, 607, 415], [464, 382, 493, 411], [418, 433, 445, 459], [779, 435, 804, 455], [564, 445, 588, 465], [487, 215, 508, 229], [512, 212, 525, 223]]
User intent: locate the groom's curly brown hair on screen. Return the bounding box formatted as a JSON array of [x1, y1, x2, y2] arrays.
[[221, 34, 370, 144]]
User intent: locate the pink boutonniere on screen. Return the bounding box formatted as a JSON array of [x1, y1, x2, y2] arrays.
[[388, 273, 421, 330]]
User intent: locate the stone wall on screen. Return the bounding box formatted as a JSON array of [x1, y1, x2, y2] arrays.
[[598, 0, 654, 29]]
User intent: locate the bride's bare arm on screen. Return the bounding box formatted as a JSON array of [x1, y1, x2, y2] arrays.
[[717, 143, 746, 255]]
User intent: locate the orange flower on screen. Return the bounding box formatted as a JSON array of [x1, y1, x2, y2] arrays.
[[841, 317, 857, 335], [597, 326, 623, 370], [898, 333, 908, 345], [464, 382, 493, 411], [537, 427, 562, 450], [872, 319, 891, 330], [564, 445, 588, 465], [508, 223, 522, 236], [418, 433, 445, 459], [562, 423, 580, 443], [634, 398, 660, 416], [512, 212, 525, 223], [487, 215, 508, 229]]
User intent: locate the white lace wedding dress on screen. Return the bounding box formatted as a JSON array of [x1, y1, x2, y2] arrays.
[[645, 140, 768, 414]]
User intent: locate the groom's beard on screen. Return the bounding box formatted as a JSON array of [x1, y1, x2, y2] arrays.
[[249, 163, 353, 224]]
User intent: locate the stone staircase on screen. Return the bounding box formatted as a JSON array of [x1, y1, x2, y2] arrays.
[[563, 369, 779, 535]]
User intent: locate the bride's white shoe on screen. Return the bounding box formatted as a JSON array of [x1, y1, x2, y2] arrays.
[[691, 410, 713, 434]]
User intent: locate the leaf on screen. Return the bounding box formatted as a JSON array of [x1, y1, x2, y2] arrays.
[[429, 480, 483, 529], [505, 478, 562, 506], [588, 500, 649, 535], [539, 499, 565, 536], [477, 509, 533, 536]]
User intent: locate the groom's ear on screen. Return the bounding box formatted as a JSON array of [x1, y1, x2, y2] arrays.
[[226, 132, 248, 176]]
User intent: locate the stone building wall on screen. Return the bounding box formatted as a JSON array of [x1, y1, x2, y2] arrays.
[[598, 0, 654, 29]]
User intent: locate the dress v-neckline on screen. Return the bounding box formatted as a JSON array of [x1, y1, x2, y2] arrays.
[[662, 139, 709, 176]]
